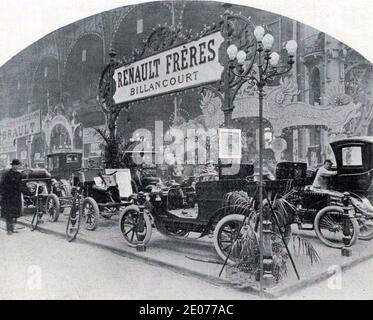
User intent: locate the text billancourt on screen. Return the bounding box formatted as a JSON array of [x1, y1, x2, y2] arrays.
[[113, 32, 224, 104]]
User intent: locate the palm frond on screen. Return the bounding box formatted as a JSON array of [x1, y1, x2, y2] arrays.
[[223, 191, 255, 216], [291, 234, 321, 265]]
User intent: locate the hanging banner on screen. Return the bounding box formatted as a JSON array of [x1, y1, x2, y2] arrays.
[[0, 110, 41, 154], [113, 31, 224, 104]]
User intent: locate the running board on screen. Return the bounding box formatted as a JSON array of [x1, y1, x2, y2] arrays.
[[168, 208, 198, 219]]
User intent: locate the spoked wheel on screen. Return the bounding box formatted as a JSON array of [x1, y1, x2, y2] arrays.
[[357, 215, 373, 240], [214, 214, 252, 265], [314, 206, 359, 248], [66, 203, 81, 242], [30, 212, 43, 231], [119, 205, 152, 247], [46, 194, 61, 222], [82, 197, 99, 231]]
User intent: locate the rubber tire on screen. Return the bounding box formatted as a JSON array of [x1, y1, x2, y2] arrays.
[[66, 203, 81, 242], [356, 210, 373, 241], [82, 197, 100, 231], [314, 206, 359, 249], [46, 194, 60, 222], [350, 196, 373, 240], [213, 214, 248, 265], [119, 205, 152, 247], [358, 216, 373, 240]]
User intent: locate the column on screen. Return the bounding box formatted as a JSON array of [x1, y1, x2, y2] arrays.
[[293, 129, 299, 162]]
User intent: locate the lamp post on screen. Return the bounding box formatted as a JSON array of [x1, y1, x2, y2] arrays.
[[225, 21, 298, 290]]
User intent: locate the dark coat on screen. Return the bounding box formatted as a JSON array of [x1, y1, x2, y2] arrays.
[[0, 169, 22, 218]]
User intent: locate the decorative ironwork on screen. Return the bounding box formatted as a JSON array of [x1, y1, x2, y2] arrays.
[[115, 17, 222, 63], [200, 3, 256, 127], [147, 27, 176, 53], [98, 49, 119, 113]]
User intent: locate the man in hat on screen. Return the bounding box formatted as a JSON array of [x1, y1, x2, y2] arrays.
[[0, 159, 22, 234]]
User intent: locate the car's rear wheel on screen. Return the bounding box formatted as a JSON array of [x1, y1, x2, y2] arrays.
[[46, 194, 60, 222], [82, 197, 99, 231], [314, 206, 359, 248], [213, 214, 252, 265], [357, 215, 373, 240]]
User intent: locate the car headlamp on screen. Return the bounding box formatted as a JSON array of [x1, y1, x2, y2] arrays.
[[26, 182, 37, 193]]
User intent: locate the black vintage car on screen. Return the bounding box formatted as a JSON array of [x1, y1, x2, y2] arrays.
[[18, 168, 61, 224], [69, 168, 125, 230], [330, 136, 373, 200], [47, 152, 82, 196], [118, 137, 373, 262], [118, 162, 258, 262], [265, 137, 373, 249]]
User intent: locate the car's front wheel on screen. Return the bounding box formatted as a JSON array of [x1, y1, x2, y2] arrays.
[[119, 205, 152, 247], [82, 197, 100, 231]]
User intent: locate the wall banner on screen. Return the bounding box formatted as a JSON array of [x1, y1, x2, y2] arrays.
[[0, 110, 41, 154], [113, 32, 224, 104]]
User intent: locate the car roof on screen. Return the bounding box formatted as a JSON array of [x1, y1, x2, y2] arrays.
[[330, 136, 373, 145], [47, 152, 82, 157]]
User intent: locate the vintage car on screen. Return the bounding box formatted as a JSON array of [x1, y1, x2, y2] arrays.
[[263, 137, 373, 249], [19, 168, 61, 223], [330, 136, 373, 200], [308, 137, 372, 240], [118, 137, 373, 262], [118, 162, 257, 262], [69, 168, 125, 230], [47, 152, 82, 196]]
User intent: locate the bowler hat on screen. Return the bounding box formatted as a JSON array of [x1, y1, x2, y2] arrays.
[[10, 159, 21, 166]]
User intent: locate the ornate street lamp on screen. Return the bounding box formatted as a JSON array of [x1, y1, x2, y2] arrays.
[[226, 22, 297, 290]]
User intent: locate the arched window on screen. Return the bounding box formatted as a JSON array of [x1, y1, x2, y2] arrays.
[[112, 3, 172, 60], [63, 34, 104, 107], [32, 56, 60, 114], [50, 124, 72, 152]]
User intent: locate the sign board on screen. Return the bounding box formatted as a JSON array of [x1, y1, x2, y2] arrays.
[[113, 32, 224, 104], [0, 110, 41, 154]]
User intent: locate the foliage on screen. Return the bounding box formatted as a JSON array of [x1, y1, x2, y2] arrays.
[[94, 127, 133, 169], [223, 191, 255, 217], [223, 191, 320, 285]]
